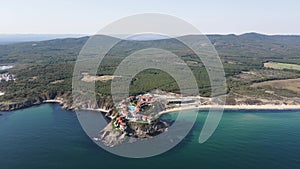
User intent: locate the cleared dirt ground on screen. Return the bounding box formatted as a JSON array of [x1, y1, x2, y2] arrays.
[[251, 78, 300, 93]]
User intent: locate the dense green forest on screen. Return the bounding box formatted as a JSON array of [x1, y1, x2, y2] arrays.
[[1, 33, 300, 109]]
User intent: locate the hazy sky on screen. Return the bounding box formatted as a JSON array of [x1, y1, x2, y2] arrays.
[[1, 0, 299, 35]]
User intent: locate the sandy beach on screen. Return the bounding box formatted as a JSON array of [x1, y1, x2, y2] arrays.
[[42, 99, 300, 114], [159, 104, 300, 115], [81, 107, 110, 113], [43, 99, 64, 104]]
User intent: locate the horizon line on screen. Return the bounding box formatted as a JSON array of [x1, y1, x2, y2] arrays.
[[1, 32, 300, 36]]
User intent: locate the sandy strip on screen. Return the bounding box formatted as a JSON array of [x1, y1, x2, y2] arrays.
[[81, 108, 110, 113], [81, 75, 121, 82], [41, 100, 300, 114], [43, 99, 64, 104], [160, 104, 300, 114], [221, 105, 300, 110]]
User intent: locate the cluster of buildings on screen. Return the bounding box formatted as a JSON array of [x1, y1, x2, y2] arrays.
[[0, 73, 15, 82], [114, 94, 161, 131], [114, 116, 127, 131]]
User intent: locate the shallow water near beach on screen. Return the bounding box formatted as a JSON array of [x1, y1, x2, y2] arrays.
[[0, 103, 300, 169]]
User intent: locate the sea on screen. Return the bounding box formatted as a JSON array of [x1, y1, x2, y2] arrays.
[[0, 103, 300, 169]]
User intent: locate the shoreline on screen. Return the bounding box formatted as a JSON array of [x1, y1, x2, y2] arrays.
[[80, 107, 110, 113], [43, 100, 111, 113], [43, 99, 64, 104], [159, 104, 300, 115], [2, 100, 300, 113]]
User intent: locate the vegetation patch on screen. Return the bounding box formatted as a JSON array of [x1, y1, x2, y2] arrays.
[[251, 78, 300, 94], [264, 62, 300, 71]]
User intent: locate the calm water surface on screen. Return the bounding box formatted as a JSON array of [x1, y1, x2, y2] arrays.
[[0, 103, 300, 169]]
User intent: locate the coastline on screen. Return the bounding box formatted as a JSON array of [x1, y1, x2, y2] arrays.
[[159, 104, 300, 115], [43, 99, 64, 104], [2, 98, 300, 113], [80, 107, 110, 113], [43, 100, 111, 113]]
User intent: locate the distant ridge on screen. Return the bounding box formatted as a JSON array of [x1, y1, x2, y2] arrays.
[[1, 32, 300, 65], [0, 34, 88, 44], [1, 33, 300, 45]]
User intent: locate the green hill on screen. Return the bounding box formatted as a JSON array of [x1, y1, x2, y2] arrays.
[[1, 33, 300, 110]]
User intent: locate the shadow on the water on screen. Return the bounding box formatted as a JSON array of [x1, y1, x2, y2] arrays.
[[159, 113, 178, 125], [100, 112, 111, 123], [151, 113, 206, 157], [171, 120, 204, 152]]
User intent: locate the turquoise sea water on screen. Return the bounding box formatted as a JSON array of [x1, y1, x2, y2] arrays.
[[0, 103, 300, 169]]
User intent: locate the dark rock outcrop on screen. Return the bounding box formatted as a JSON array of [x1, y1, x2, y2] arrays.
[[99, 119, 169, 147]]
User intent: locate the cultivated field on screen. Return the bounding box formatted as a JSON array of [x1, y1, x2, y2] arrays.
[[264, 62, 300, 71], [251, 78, 300, 93]]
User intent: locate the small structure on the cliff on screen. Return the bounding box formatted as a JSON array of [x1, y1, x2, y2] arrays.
[[114, 116, 127, 131], [0, 73, 15, 82]]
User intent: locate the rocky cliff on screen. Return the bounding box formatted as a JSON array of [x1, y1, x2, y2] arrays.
[[0, 91, 115, 112], [99, 119, 169, 147]]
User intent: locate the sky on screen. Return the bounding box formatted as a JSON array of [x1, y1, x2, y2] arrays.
[[1, 0, 300, 35]]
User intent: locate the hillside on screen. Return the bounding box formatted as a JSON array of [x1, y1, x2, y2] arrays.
[[1, 33, 300, 110]]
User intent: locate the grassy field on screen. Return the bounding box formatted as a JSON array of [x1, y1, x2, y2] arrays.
[[251, 78, 300, 94], [264, 62, 300, 71]]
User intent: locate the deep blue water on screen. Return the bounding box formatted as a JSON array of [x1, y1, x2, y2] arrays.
[[0, 103, 300, 169]]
